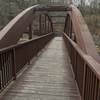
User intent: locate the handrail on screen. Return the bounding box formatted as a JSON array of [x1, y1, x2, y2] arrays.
[[64, 5, 100, 99], [0, 5, 53, 49], [64, 5, 100, 62], [64, 33, 100, 79], [0, 4, 100, 100], [0, 32, 54, 53], [0, 32, 54, 92], [63, 32, 100, 100]]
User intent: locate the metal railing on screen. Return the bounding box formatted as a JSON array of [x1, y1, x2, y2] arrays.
[[0, 5, 53, 49], [64, 4, 100, 100], [0, 4, 69, 94], [0, 32, 54, 92], [0, 4, 100, 100], [0, 5, 54, 92], [63, 33, 100, 100]]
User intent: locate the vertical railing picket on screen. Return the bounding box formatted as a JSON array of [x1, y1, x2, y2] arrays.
[[12, 48, 16, 80], [0, 54, 2, 90], [82, 63, 86, 100], [39, 14, 42, 34], [96, 81, 100, 100], [29, 24, 33, 39]]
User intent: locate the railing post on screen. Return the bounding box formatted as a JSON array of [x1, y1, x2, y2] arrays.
[[51, 22, 53, 32], [82, 62, 86, 100], [92, 76, 99, 100], [39, 14, 42, 34], [0, 54, 2, 89], [29, 24, 32, 39], [73, 50, 77, 80], [45, 15, 47, 33], [12, 48, 16, 80], [47, 16, 49, 33], [97, 83, 100, 100]]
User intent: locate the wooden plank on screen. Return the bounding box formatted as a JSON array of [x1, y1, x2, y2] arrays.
[[1, 37, 80, 100]]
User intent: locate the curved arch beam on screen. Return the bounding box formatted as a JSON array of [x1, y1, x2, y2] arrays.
[[0, 5, 53, 49], [65, 5, 100, 62]]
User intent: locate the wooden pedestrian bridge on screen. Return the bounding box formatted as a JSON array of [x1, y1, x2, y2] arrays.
[[0, 4, 100, 100]]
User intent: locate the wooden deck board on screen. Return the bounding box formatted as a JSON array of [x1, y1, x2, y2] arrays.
[[1, 37, 80, 100]]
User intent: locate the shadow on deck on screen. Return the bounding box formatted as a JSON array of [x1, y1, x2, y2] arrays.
[[0, 37, 80, 100]]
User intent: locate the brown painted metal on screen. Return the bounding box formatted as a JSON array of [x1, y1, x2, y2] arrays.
[[0, 3, 100, 100], [0, 5, 54, 92], [35, 5, 72, 12], [64, 5, 100, 62], [0, 32, 54, 92], [39, 14, 42, 33], [15, 33, 54, 73], [63, 4, 100, 100], [45, 14, 53, 32], [63, 33, 100, 100], [0, 5, 53, 49], [0, 5, 38, 48], [28, 24, 33, 39]]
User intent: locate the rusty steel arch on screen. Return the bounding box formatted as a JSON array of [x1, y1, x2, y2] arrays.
[[64, 5, 100, 62], [0, 5, 53, 49]]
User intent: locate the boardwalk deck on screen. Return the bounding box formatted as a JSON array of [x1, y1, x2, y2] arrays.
[[1, 37, 80, 100]]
